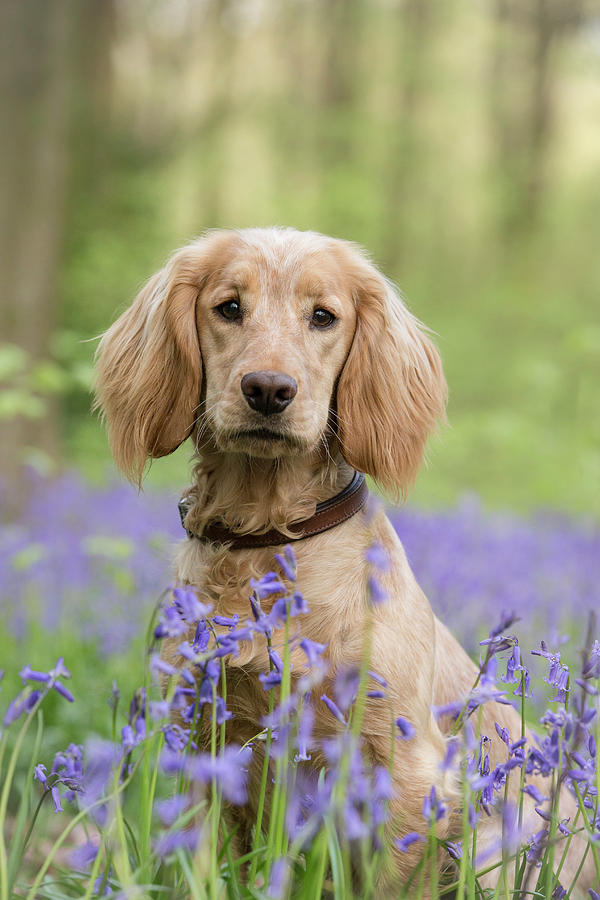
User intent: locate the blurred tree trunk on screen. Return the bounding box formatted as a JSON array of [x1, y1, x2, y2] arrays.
[[379, 0, 434, 269], [488, 0, 583, 240], [314, 0, 364, 235], [0, 0, 114, 494]]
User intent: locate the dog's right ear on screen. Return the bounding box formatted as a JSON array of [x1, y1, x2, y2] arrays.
[[94, 236, 230, 484]]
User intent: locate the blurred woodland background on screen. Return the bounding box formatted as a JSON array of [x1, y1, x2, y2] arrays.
[[1, 0, 599, 514]]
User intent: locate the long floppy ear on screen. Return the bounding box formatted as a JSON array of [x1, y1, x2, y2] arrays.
[[94, 244, 208, 484], [336, 248, 447, 501]]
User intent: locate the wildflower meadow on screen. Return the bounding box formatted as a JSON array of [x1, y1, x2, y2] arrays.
[[0, 471, 599, 898]]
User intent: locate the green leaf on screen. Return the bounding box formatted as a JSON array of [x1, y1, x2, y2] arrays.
[[82, 535, 135, 559], [0, 389, 46, 419], [12, 543, 46, 571], [0, 343, 29, 380]]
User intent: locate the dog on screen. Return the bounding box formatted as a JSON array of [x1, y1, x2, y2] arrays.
[[95, 227, 594, 895]]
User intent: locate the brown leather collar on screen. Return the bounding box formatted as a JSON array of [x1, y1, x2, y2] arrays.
[[178, 471, 368, 550]]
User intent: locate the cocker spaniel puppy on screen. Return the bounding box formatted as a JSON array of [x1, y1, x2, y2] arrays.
[[95, 228, 593, 896]]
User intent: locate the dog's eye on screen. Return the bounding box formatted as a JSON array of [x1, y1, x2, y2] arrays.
[[217, 300, 242, 321], [311, 308, 336, 328]]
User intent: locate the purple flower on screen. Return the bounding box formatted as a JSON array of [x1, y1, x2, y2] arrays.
[[334, 666, 359, 711], [299, 638, 328, 669], [446, 841, 462, 860], [367, 574, 388, 605], [69, 841, 99, 869], [268, 858, 290, 899], [51, 785, 63, 813], [162, 723, 190, 752], [583, 641, 600, 679], [368, 670, 387, 687], [274, 545, 297, 582], [522, 783, 548, 805], [439, 738, 459, 771], [211, 696, 233, 725], [250, 572, 286, 599], [81, 740, 120, 806], [154, 794, 188, 826], [154, 605, 188, 639], [155, 827, 201, 857], [371, 766, 392, 828], [294, 705, 314, 763], [259, 670, 282, 690], [172, 586, 212, 622], [148, 700, 170, 720], [488, 611, 520, 640], [53, 681, 75, 703], [19, 665, 51, 684], [290, 590, 309, 616], [150, 654, 178, 678], [423, 786, 447, 822], [321, 693, 347, 725], [365, 542, 391, 572], [213, 614, 239, 628], [396, 717, 416, 741], [163, 745, 252, 805], [3, 690, 41, 726], [395, 832, 424, 852], [33, 763, 47, 786], [269, 649, 284, 673]]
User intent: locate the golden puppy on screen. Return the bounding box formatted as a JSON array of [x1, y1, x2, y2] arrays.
[[95, 228, 594, 895]]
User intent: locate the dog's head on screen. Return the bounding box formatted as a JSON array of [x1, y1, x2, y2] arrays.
[[95, 228, 447, 500]]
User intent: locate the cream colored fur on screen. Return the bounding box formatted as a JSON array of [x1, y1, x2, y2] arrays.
[[95, 228, 594, 896]]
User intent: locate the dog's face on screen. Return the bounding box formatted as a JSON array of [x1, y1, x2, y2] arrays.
[[196, 231, 357, 459], [95, 228, 447, 499]]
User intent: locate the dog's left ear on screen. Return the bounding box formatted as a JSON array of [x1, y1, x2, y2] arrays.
[[336, 250, 447, 501]]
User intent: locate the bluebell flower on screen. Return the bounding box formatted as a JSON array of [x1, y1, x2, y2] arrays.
[[172, 586, 212, 622], [148, 700, 170, 720], [33, 763, 47, 786], [182, 745, 252, 804], [396, 717, 416, 740], [268, 858, 290, 899], [439, 738, 459, 771], [211, 696, 233, 725], [259, 670, 282, 690], [149, 654, 178, 677], [365, 542, 391, 572], [446, 841, 462, 861], [368, 669, 387, 687], [290, 590, 309, 616], [274, 545, 297, 582], [213, 614, 239, 628], [423, 785, 447, 822], [320, 693, 347, 725], [395, 832, 424, 852], [295, 704, 314, 762], [371, 766, 392, 828], [367, 574, 388, 605], [299, 638, 327, 668], [583, 641, 600, 679], [334, 666, 359, 711], [155, 827, 201, 857], [154, 794, 188, 826], [154, 605, 188, 639], [250, 572, 286, 599], [19, 665, 51, 683], [51, 785, 63, 813], [68, 841, 99, 870], [269, 649, 284, 672]]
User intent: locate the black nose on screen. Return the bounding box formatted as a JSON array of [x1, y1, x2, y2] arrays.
[[241, 370, 298, 416]]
